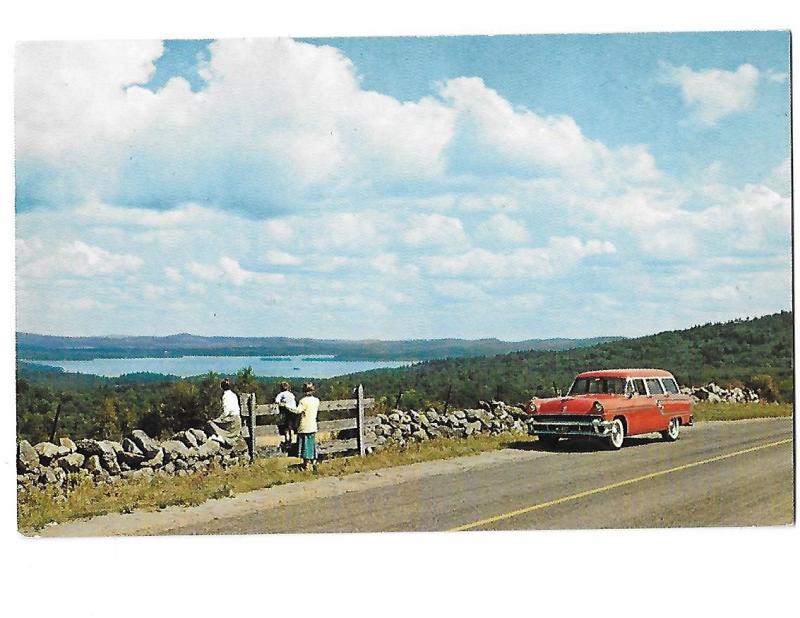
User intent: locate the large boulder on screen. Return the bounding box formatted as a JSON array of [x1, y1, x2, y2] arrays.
[[34, 442, 61, 465], [161, 440, 190, 463], [17, 440, 39, 473], [57, 453, 85, 473], [130, 430, 161, 459]]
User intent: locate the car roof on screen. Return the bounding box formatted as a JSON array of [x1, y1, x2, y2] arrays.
[[576, 369, 675, 379]]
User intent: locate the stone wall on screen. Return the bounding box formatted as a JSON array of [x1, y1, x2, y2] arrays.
[[364, 401, 531, 448], [680, 382, 760, 403], [17, 428, 249, 497], [18, 402, 533, 494]]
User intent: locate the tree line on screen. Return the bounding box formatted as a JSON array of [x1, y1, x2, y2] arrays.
[[16, 311, 793, 444]]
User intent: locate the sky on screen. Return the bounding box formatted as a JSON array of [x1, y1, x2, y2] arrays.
[[14, 33, 792, 339]]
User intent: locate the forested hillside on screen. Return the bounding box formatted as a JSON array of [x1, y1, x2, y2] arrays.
[[323, 311, 794, 409], [16, 312, 793, 443]]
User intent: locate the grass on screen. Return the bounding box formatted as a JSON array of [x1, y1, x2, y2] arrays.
[[18, 402, 794, 532], [692, 401, 793, 422], [18, 432, 537, 532]]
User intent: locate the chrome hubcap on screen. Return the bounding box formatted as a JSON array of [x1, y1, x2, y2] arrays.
[[669, 418, 679, 438], [611, 421, 623, 447]]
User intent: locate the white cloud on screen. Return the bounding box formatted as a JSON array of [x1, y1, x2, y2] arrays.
[[765, 69, 788, 83], [764, 158, 790, 197], [440, 77, 660, 187], [187, 256, 285, 287], [425, 236, 615, 279], [660, 62, 760, 126], [476, 214, 529, 245], [401, 214, 468, 249], [264, 250, 303, 266], [17, 240, 143, 278]]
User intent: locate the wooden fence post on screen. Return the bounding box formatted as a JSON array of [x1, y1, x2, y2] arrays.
[[394, 388, 403, 410], [248, 393, 257, 463], [443, 384, 452, 416], [49, 400, 63, 443], [356, 384, 365, 457]]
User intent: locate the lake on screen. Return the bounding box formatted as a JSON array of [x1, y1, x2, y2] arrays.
[[22, 355, 414, 379]]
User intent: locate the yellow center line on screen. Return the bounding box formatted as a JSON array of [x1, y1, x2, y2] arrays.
[[449, 438, 792, 532]]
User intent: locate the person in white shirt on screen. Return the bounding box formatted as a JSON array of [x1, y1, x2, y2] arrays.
[[275, 381, 297, 451], [289, 382, 320, 471], [208, 378, 242, 447]]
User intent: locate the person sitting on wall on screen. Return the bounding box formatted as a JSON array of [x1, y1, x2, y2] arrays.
[[208, 378, 242, 447], [288, 382, 320, 471], [275, 381, 298, 451]]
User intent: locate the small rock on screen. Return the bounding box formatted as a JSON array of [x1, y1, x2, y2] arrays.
[[59, 437, 78, 453], [161, 440, 190, 463], [17, 440, 39, 473], [188, 428, 208, 445], [130, 430, 161, 459], [140, 449, 164, 468], [196, 439, 221, 459], [122, 438, 143, 455], [174, 430, 198, 449], [119, 450, 146, 468], [84, 454, 103, 474], [34, 442, 61, 465], [57, 453, 85, 473]]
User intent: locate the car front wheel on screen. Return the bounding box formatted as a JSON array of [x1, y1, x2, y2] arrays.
[[661, 417, 680, 442], [607, 419, 625, 450]]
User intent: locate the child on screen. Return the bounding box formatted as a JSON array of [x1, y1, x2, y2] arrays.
[[290, 382, 320, 471], [275, 381, 297, 450]]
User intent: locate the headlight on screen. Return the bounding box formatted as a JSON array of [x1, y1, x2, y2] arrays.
[[592, 401, 604, 414], [528, 400, 538, 414]]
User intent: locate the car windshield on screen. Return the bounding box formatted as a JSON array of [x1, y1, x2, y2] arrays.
[[569, 377, 627, 395]]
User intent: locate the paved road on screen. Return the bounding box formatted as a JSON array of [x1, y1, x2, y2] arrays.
[[166, 418, 794, 535]]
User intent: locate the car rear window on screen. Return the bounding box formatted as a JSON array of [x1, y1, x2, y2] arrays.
[[646, 378, 664, 395], [662, 378, 679, 394]]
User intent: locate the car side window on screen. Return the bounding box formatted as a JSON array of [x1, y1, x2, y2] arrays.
[[662, 378, 679, 394], [632, 378, 647, 395], [645, 378, 664, 395]]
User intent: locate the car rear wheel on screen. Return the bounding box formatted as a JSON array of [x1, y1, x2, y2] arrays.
[[661, 417, 680, 442], [537, 435, 560, 448], [607, 419, 625, 450]]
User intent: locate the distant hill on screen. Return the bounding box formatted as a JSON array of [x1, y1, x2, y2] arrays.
[[323, 311, 794, 407], [15, 332, 624, 361]]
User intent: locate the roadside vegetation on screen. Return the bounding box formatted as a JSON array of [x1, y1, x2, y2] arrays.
[[693, 401, 792, 422], [18, 433, 538, 531]]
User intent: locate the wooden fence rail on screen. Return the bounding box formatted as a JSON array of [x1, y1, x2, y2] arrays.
[[238, 384, 374, 462]]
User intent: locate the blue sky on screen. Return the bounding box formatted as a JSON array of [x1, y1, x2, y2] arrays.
[[15, 33, 791, 339]]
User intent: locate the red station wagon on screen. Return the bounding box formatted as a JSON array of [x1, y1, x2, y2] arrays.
[[526, 369, 693, 450]]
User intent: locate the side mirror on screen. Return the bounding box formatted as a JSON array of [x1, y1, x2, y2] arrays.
[[626, 391, 635, 398]]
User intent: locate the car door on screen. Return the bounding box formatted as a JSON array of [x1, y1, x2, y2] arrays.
[[624, 378, 655, 435], [644, 377, 669, 432], [660, 376, 690, 420]]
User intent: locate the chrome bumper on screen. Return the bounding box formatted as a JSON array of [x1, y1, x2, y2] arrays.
[[529, 417, 613, 437]]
